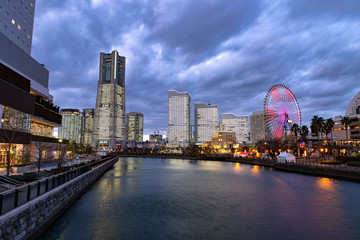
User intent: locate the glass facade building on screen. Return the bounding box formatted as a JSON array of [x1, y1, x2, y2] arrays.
[[168, 90, 191, 147]]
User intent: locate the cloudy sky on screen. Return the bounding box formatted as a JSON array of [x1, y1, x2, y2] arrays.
[[32, 0, 360, 135]]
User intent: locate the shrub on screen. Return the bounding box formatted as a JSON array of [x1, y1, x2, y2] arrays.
[[347, 161, 360, 167], [320, 160, 342, 165], [336, 156, 360, 162]]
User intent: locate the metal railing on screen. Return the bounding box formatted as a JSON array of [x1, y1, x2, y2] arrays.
[[0, 155, 118, 215]]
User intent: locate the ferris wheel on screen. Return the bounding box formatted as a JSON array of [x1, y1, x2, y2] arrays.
[[264, 84, 301, 139]]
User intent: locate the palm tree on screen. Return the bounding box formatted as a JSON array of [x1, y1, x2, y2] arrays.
[[341, 116, 351, 154], [291, 123, 300, 157], [323, 118, 335, 159], [311, 115, 319, 140], [300, 125, 309, 159]]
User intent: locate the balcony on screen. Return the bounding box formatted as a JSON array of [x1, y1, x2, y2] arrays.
[[34, 103, 62, 125]]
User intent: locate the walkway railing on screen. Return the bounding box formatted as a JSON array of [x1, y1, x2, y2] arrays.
[[0, 155, 118, 215]]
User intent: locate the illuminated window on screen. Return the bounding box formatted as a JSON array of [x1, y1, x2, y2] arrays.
[[12, 18, 15, 24], [31, 2, 33, 7], [17, 24, 20, 30], [27, 33, 30, 38]]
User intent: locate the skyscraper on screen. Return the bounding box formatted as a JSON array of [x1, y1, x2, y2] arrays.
[[126, 112, 144, 142], [80, 108, 94, 146], [222, 113, 250, 143], [168, 89, 191, 147], [0, 0, 35, 54], [93, 50, 126, 150], [58, 109, 81, 143], [250, 110, 265, 143], [194, 103, 218, 143]]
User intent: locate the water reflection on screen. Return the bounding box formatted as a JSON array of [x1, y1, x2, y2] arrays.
[[317, 177, 336, 192], [233, 162, 241, 173]]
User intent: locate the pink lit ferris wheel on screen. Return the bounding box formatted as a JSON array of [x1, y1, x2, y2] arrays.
[[264, 84, 301, 139]]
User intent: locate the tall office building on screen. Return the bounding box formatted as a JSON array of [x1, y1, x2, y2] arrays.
[[80, 108, 94, 146], [222, 113, 249, 143], [93, 50, 126, 150], [194, 103, 218, 143], [250, 110, 265, 143], [0, 0, 35, 54], [168, 89, 191, 147], [126, 112, 144, 142], [58, 109, 81, 143]]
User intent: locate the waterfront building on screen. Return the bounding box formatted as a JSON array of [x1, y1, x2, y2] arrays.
[[93, 50, 126, 151], [346, 91, 360, 116], [210, 132, 237, 153], [168, 89, 191, 148], [222, 113, 249, 143], [58, 109, 81, 143], [250, 110, 265, 143], [80, 109, 94, 146], [0, 0, 35, 54], [126, 112, 144, 142], [194, 103, 218, 143], [0, 2, 64, 166]]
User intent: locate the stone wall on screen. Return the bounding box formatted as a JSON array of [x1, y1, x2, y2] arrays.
[[0, 157, 118, 240]]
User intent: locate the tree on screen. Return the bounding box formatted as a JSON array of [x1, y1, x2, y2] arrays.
[[300, 125, 309, 159], [291, 123, 300, 157], [323, 118, 335, 159], [341, 116, 351, 154], [32, 141, 49, 172], [311, 115, 325, 153], [0, 128, 27, 176], [341, 116, 350, 144], [55, 142, 67, 169]]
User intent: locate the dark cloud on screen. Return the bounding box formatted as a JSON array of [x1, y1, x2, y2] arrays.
[[288, 0, 360, 19], [31, 0, 360, 135]]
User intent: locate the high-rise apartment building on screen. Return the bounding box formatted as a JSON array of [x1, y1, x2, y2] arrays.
[[250, 110, 265, 143], [168, 89, 191, 147], [126, 112, 143, 142], [194, 103, 218, 143], [93, 50, 126, 150], [0, 0, 35, 54], [80, 108, 94, 146], [58, 109, 81, 143], [222, 113, 249, 143]]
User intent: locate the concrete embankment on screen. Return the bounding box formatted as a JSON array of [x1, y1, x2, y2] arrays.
[[0, 156, 118, 240]]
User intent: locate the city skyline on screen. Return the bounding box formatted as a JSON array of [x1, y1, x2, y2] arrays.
[[31, 0, 360, 135]]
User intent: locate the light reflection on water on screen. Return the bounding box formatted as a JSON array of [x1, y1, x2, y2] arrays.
[[40, 157, 360, 240]]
